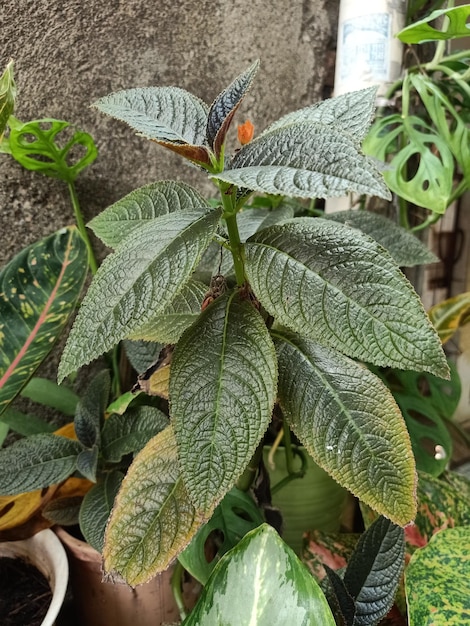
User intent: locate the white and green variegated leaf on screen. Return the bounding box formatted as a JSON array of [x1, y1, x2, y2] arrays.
[[93, 87, 209, 145], [89, 181, 211, 249], [79, 471, 124, 552], [0, 434, 82, 494], [101, 405, 169, 462], [206, 60, 259, 156], [184, 524, 335, 626], [58, 208, 221, 381], [170, 290, 277, 515], [245, 219, 449, 378], [260, 86, 378, 143], [128, 279, 207, 343], [274, 331, 417, 525], [103, 425, 207, 586], [325, 210, 439, 267], [214, 123, 391, 200]]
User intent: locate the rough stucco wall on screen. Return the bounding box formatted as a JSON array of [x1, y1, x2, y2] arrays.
[[0, 0, 338, 267]]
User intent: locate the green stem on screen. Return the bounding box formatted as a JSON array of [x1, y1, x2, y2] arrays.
[[271, 448, 308, 495], [282, 417, 295, 475], [236, 442, 264, 492], [67, 181, 98, 275], [219, 183, 246, 286], [411, 178, 468, 233], [171, 560, 187, 621]]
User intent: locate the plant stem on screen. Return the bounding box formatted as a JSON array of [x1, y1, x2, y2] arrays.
[[236, 442, 264, 492], [219, 182, 246, 286], [171, 560, 187, 621], [282, 417, 295, 475], [67, 181, 98, 275]]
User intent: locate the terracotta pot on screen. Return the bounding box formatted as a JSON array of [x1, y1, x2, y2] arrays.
[[54, 526, 197, 626], [0, 528, 69, 626]]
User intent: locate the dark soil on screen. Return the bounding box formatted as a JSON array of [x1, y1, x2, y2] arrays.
[[0, 556, 52, 626]]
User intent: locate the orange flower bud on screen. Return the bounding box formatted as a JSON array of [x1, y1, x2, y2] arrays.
[[237, 120, 254, 145]]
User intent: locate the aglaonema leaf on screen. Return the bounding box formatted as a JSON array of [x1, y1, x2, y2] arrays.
[[0, 59, 16, 140], [170, 290, 277, 515], [58, 208, 221, 381], [0, 227, 88, 416], [93, 87, 211, 165], [429, 291, 470, 344], [183, 524, 336, 626], [246, 219, 449, 379], [79, 470, 124, 552], [405, 526, 470, 625], [88, 180, 211, 249], [274, 331, 417, 526], [325, 210, 439, 267], [103, 425, 207, 586], [214, 122, 391, 200], [0, 434, 83, 494], [397, 5, 470, 43], [206, 60, 259, 158]]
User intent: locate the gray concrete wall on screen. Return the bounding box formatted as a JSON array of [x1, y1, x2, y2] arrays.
[[1, 0, 339, 266]]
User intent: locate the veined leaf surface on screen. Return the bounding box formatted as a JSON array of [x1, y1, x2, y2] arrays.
[[245, 219, 448, 378], [184, 524, 335, 626], [103, 425, 207, 586], [88, 181, 210, 249], [214, 123, 390, 200], [58, 209, 221, 381], [274, 331, 417, 525], [0, 227, 88, 415], [170, 290, 277, 514], [79, 471, 123, 552]]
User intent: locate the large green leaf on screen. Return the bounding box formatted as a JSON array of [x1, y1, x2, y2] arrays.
[[88, 181, 210, 249], [274, 331, 417, 525], [170, 290, 277, 514], [0, 227, 88, 415], [363, 113, 454, 214], [103, 425, 207, 586], [206, 60, 259, 157], [101, 405, 169, 462], [58, 208, 221, 381], [245, 219, 448, 378], [93, 87, 211, 164], [398, 6, 470, 43], [259, 87, 378, 144], [0, 434, 82, 494], [325, 210, 438, 267], [183, 524, 336, 626], [20, 377, 79, 416], [215, 123, 391, 200], [405, 527, 470, 625], [0, 60, 16, 140]]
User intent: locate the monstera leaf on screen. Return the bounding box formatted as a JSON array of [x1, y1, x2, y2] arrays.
[[398, 5, 470, 43]]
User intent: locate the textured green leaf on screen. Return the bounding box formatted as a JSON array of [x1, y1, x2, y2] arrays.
[[0, 434, 82, 494], [88, 181, 210, 249], [128, 279, 207, 343], [215, 123, 391, 200], [274, 331, 417, 525], [260, 87, 378, 143], [406, 527, 470, 625], [0, 227, 88, 415], [246, 219, 448, 378], [0, 60, 16, 140], [206, 60, 259, 157], [79, 471, 124, 552], [76, 445, 99, 482], [179, 487, 265, 584], [323, 566, 356, 626], [7, 118, 97, 182], [103, 425, 207, 586], [398, 6, 470, 43], [171, 290, 277, 514], [325, 210, 439, 267], [237, 203, 295, 242], [363, 113, 454, 213], [101, 405, 169, 462], [93, 87, 211, 164], [183, 524, 336, 626], [74, 370, 110, 448], [21, 377, 79, 416], [123, 339, 163, 374], [343, 516, 405, 625], [58, 208, 221, 381]]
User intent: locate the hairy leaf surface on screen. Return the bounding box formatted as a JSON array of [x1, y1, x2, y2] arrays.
[[215, 123, 390, 200], [0, 227, 88, 415], [74, 370, 110, 448], [274, 331, 417, 525], [184, 524, 335, 626], [88, 181, 210, 249], [79, 471, 123, 552], [170, 291, 277, 514], [103, 425, 207, 586], [58, 209, 221, 381], [245, 219, 448, 378]]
